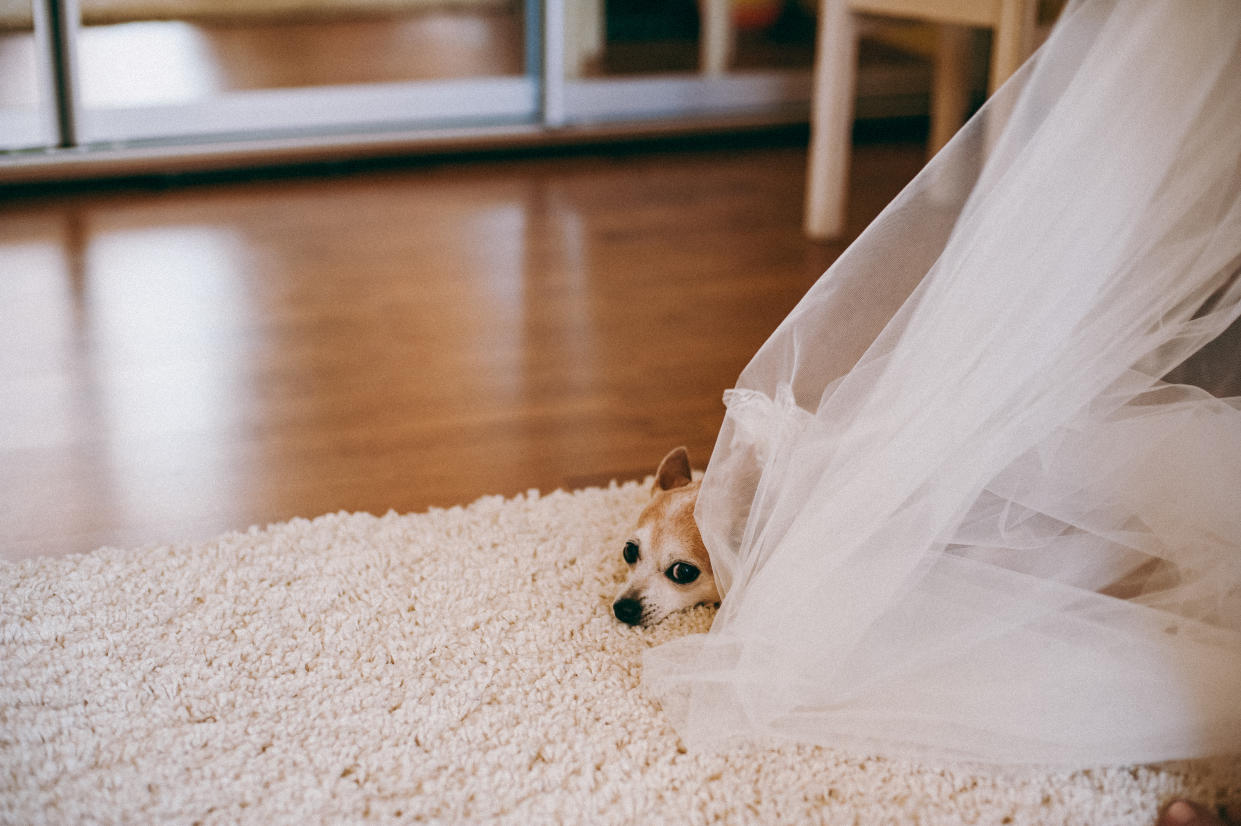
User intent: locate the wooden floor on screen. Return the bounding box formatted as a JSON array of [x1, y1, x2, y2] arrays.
[[0, 136, 926, 560]]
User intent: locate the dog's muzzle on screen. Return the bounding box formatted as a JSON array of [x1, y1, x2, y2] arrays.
[[612, 597, 643, 626]]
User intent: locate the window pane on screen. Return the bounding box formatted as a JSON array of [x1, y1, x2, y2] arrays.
[[0, 0, 56, 149], [566, 0, 814, 79], [72, 0, 533, 141]]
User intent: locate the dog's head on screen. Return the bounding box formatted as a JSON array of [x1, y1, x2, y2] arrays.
[[612, 447, 720, 627]]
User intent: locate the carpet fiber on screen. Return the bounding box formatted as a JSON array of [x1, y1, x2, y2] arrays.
[[2, 481, 1238, 824]]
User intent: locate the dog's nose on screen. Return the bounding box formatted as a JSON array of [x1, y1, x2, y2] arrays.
[[612, 597, 643, 626]]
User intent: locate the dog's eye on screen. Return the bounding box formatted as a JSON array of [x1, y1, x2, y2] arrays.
[[666, 562, 700, 585], [623, 541, 639, 565]]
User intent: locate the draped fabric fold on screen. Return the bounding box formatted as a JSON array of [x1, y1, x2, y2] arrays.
[[643, 0, 1241, 767]]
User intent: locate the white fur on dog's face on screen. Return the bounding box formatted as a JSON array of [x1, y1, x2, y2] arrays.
[[612, 448, 720, 627]]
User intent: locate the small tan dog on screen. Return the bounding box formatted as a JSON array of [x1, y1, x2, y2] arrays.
[[612, 447, 720, 627]]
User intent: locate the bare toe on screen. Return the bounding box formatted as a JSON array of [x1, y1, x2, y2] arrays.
[[1159, 800, 1226, 826]]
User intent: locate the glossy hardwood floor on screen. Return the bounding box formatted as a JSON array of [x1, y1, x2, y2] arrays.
[[0, 136, 926, 560]]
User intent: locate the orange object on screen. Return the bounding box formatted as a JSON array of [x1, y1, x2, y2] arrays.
[[733, 0, 781, 30]]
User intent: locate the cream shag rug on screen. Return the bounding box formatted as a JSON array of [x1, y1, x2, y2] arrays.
[[2, 481, 1238, 825]]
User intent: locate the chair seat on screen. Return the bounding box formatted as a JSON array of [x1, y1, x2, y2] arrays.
[[805, 0, 1041, 239]]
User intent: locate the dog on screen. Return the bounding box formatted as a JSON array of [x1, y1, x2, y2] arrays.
[[612, 447, 720, 627]]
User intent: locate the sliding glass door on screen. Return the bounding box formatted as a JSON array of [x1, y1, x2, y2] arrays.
[[69, 0, 540, 143], [2, 0, 834, 160], [551, 0, 815, 126], [0, 0, 57, 149]]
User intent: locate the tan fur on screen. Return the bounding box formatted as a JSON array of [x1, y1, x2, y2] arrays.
[[612, 448, 720, 627], [638, 483, 713, 585]]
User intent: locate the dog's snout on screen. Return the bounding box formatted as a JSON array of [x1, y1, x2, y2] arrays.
[[613, 597, 643, 626]]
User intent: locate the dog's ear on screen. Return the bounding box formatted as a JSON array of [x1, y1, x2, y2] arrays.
[[655, 447, 693, 492]]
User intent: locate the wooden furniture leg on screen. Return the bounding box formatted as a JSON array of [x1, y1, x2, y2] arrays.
[[804, 0, 858, 240]]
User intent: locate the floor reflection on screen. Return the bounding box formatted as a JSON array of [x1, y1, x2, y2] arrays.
[[0, 142, 912, 559]]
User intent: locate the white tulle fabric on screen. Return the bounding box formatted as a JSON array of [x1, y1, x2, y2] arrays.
[[644, 0, 1241, 767]]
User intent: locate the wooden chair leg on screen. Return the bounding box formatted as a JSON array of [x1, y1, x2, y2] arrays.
[[990, 0, 1037, 93], [700, 0, 734, 76], [804, 0, 858, 240], [564, 0, 604, 77], [983, 0, 1037, 159], [929, 23, 972, 158]]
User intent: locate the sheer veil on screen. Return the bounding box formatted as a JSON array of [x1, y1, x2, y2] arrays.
[[643, 0, 1241, 767]]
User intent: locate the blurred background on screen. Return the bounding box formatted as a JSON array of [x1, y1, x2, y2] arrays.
[[0, 0, 1002, 157], [0, 1, 1059, 561]]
